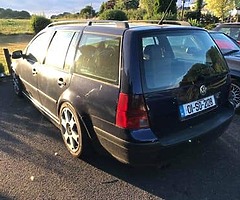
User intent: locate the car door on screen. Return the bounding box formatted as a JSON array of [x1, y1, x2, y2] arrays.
[[19, 31, 52, 103], [72, 32, 121, 127], [37, 30, 79, 120]]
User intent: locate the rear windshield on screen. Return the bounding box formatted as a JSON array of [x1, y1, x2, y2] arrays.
[[210, 32, 240, 54], [215, 26, 240, 41], [140, 30, 228, 92]]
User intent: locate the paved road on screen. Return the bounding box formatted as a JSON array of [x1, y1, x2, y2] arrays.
[[1, 78, 240, 200]]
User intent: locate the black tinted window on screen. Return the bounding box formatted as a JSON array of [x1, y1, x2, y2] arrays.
[[74, 33, 120, 84]]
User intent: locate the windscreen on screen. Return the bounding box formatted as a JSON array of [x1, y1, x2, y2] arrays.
[[141, 30, 229, 92]]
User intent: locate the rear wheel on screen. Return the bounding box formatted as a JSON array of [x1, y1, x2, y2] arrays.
[[231, 80, 240, 111], [12, 71, 23, 97], [59, 102, 88, 157]]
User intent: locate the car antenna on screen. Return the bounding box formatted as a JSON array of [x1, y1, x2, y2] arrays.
[[158, 0, 175, 25]]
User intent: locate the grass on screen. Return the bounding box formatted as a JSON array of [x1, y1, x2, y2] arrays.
[[0, 19, 33, 35], [0, 19, 34, 74], [0, 34, 33, 74]]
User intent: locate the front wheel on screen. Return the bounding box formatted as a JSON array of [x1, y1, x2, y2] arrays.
[[231, 80, 240, 111], [59, 102, 88, 157]]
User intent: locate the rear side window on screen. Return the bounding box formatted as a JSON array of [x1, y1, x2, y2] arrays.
[[141, 30, 228, 92], [74, 33, 121, 85], [45, 31, 75, 69]]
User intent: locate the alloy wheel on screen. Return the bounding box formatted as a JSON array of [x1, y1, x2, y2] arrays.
[[231, 82, 240, 110], [60, 106, 81, 154]]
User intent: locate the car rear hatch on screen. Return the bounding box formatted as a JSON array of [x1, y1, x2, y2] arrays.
[[140, 29, 231, 138]]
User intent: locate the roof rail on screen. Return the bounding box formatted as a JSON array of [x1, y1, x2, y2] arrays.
[[128, 20, 159, 24], [47, 20, 89, 27], [47, 20, 129, 29], [128, 20, 191, 26], [87, 20, 129, 28]]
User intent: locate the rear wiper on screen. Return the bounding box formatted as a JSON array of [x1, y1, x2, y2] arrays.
[[223, 49, 239, 56]]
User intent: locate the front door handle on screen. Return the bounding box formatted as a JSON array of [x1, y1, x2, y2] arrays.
[[32, 68, 37, 75], [58, 78, 66, 87]]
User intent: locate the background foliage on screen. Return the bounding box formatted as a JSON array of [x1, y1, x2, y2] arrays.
[[205, 0, 235, 21], [0, 8, 30, 19], [99, 9, 128, 20], [30, 15, 51, 34]]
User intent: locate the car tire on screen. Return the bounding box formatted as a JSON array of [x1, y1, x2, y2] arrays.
[[12, 71, 23, 97], [59, 102, 88, 158], [231, 80, 240, 111]]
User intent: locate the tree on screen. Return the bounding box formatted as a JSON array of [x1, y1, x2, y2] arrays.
[[235, 0, 240, 9], [18, 11, 31, 19], [98, 0, 116, 15], [115, 0, 139, 10], [196, 0, 204, 11], [154, 0, 177, 15], [140, 0, 177, 19], [79, 5, 96, 19], [106, 0, 116, 9], [139, 0, 155, 18], [99, 2, 107, 15], [205, 0, 235, 21], [0, 8, 30, 19], [195, 0, 203, 21], [126, 8, 146, 19], [185, 0, 203, 21], [99, 9, 128, 20]]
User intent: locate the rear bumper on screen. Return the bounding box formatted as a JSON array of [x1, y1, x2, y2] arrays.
[[94, 104, 235, 166]]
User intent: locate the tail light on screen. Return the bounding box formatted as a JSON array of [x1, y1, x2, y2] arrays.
[[116, 92, 149, 129]]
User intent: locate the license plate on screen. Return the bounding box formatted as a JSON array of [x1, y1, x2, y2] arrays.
[[179, 95, 216, 118]]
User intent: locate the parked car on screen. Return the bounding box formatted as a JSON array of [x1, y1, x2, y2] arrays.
[[11, 21, 234, 165], [210, 31, 240, 111], [213, 22, 240, 44]]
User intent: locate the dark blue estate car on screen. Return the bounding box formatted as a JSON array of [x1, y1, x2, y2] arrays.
[[11, 21, 234, 165]]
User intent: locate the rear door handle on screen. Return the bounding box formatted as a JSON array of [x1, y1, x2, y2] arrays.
[[58, 78, 66, 87]]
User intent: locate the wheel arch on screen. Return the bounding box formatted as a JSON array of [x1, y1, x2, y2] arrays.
[[231, 75, 240, 83], [57, 91, 95, 141]]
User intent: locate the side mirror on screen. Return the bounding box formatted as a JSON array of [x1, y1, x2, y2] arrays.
[[12, 50, 24, 59]]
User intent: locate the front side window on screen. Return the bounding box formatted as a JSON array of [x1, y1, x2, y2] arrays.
[[26, 31, 52, 63], [74, 33, 121, 84], [141, 30, 228, 92], [45, 31, 75, 69]]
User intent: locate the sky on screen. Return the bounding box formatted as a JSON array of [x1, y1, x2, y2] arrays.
[[0, 0, 103, 17]]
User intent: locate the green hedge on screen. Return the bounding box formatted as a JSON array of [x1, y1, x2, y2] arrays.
[[31, 15, 51, 34]]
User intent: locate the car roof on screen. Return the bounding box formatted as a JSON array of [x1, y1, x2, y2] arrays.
[[215, 22, 240, 27]]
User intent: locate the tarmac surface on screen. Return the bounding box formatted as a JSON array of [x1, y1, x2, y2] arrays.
[[1, 77, 240, 200]]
